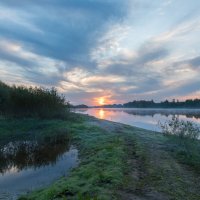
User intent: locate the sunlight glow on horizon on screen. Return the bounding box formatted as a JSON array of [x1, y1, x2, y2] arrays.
[[98, 97, 105, 105], [93, 96, 117, 106]]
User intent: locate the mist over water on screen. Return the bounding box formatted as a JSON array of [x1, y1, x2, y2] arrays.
[[76, 108, 200, 132]]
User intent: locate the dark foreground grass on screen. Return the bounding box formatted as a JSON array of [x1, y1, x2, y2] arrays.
[[0, 117, 69, 145], [1, 114, 200, 199]]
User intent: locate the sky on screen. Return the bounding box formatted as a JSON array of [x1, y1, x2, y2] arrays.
[[0, 0, 200, 106]]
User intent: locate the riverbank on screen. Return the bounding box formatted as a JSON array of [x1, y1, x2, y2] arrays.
[[1, 114, 200, 199]]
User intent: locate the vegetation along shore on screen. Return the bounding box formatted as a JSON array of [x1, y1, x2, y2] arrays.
[[1, 82, 200, 199]]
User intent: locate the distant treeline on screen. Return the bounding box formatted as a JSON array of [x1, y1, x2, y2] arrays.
[[72, 104, 89, 109], [0, 81, 70, 118], [93, 99, 200, 109], [123, 100, 200, 108]]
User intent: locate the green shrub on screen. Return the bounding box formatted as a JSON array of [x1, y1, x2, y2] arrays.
[[159, 116, 200, 171], [159, 116, 200, 139], [0, 81, 70, 119]]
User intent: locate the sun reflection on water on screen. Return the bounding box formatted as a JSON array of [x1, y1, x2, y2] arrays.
[[98, 109, 105, 119]]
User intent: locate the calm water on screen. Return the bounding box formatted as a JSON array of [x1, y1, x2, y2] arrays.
[[0, 136, 78, 200], [76, 108, 200, 131]]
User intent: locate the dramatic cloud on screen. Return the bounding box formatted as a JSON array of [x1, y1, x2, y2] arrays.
[[0, 0, 200, 105]]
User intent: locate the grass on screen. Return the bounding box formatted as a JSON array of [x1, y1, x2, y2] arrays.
[[159, 116, 200, 172], [1, 114, 200, 199], [17, 117, 126, 200], [0, 118, 68, 145], [164, 135, 200, 172], [116, 126, 200, 200]]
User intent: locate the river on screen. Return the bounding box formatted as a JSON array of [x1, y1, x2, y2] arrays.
[[75, 108, 200, 131]]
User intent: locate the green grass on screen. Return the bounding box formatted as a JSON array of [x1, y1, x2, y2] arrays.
[[0, 118, 67, 145], [18, 117, 126, 200], [1, 114, 200, 199], [164, 135, 200, 172]]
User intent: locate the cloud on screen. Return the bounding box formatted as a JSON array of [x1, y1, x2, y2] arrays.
[[0, 0, 200, 105], [0, 1, 128, 67], [188, 56, 200, 68]]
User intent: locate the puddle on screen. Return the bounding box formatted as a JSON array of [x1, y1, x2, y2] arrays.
[[0, 136, 78, 199]]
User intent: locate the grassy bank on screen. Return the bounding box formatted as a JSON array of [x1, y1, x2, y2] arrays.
[[1, 114, 200, 199]]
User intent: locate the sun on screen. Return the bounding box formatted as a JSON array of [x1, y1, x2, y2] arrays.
[[98, 97, 105, 105]]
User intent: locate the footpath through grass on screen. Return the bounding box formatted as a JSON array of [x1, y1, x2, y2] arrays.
[[1, 114, 200, 199]]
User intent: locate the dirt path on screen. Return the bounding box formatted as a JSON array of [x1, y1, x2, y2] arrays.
[[130, 127, 200, 200], [87, 117, 200, 200]]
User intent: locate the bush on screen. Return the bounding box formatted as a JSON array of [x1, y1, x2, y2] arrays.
[[159, 116, 200, 171], [0, 81, 70, 119], [159, 116, 200, 140]]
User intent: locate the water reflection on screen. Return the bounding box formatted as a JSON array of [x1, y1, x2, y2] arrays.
[[99, 109, 105, 119], [0, 135, 70, 174], [75, 108, 200, 131], [0, 134, 78, 199], [123, 109, 200, 119]]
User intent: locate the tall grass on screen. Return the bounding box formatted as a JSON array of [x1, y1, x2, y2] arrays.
[[159, 116, 200, 139], [159, 116, 200, 171], [0, 81, 70, 118]]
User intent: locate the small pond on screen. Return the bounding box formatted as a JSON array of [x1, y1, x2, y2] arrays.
[[0, 135, 78, 199]]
